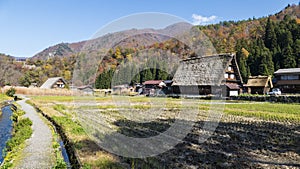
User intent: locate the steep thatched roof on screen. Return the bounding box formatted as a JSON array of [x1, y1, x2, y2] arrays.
[[40, 77, 66, 89], [246, 76, 273, 88], [172, 54, 236, 86]]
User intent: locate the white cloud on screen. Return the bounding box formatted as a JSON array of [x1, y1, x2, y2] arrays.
[[192, 14, 217, 25]]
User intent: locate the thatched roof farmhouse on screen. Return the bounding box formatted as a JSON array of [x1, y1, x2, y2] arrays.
[[246, 76, 273, 94], [40, 77, 67, 89], [172, 54, 243, 96]]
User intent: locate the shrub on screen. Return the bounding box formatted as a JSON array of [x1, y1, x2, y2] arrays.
[[5, 88, 16, 97], [53, 158, 67, 169]]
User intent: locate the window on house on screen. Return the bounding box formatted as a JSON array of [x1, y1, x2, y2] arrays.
[[281, 75, 299, 80], [224, 73, 228, 78], [228, 66, 232, 71], [230, 74, 235, 79]]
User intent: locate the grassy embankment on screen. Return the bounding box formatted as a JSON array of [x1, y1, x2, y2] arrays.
[[0, 108, 33, 169], [30, 96, 126, 169], [0, 94, 10, 102], [0, 94, 34, 169], [30, 95, 300, 168]]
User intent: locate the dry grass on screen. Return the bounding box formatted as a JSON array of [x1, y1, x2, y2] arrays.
[[2, 86, 83, 96]]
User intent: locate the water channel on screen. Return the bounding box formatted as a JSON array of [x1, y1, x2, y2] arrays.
[[0, 106, 13, 164]]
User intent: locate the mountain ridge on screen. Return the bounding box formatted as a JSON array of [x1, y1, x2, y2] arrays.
[[1, 4, 300, 87], [31, 22, 192, 60]]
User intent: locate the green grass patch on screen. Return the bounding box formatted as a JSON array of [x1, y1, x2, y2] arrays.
[[52, 116, 85, 136], [1, 109, 33, 169], [30, 95, 114, 103], [226, 103, 300, 115], [78, 105, 117, 110], [53, 104, 67, 113], [30, 96, 75, 102], [225, 102, 300, 122], [6, 118, 32, 151], [0, 94, 10, 102], [225, 109, 300, 122], [51, 135, 67, 169]]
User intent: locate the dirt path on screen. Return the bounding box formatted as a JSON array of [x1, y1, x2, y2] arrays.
[[15, 99, 54, 169]]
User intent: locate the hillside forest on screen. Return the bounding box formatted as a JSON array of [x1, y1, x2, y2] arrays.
[[0, 4, 299, 88]]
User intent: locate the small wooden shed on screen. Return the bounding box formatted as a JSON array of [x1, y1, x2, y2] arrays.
[[246, 75, 273, 94]]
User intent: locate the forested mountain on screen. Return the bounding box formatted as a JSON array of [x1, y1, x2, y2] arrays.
[[199, 4, 300, 81], [1, 4, 299, 87], [0, 54, 23, 86], [31, 22, 191, 60], [94, 4, 300, 87]]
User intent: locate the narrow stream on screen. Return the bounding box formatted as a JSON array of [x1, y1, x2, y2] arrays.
[[0, 106, 13, 164], [59, 139, 71, 168]]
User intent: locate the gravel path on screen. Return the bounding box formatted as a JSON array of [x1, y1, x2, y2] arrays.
[[15, 99, 55, 169]]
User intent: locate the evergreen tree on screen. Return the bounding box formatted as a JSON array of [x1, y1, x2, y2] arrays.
[[157, 61, 169, 80], [258, 64, 269, 76], [272, 45, 282, 71], [294, 39, 300, 67], [131, 64, 140, 84], [143, 68, 153, 81], [247, 39, 274, 76], [247, 39, 263, 75], [263, 47, 274, 75], [278, 30, 293, 50], [235, 39, 249, 81], [282, 45, 296, 68], [264, 18, 277, 50], [95, 69, 115, 89]]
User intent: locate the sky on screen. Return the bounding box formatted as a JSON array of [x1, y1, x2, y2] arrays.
[[0, 0, 299, 57]]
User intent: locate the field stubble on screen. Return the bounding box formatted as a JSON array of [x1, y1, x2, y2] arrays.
[[31, 96, 300, 168]]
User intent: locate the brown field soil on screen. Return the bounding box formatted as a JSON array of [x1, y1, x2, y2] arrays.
[[30, 96, 300, 169]]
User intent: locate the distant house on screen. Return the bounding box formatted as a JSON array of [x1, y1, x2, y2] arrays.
[[77, 85, 94, 95], [246, 76, 273, 95], [29, 83, 38, 88], [13, 57, 27, 62], [274, 68, 300, 93], [40, 77, 67, 89], [134, 83, 143, 94], [112, 84, 130, 95], [143, 80, 166, 95], [172, 54, 243, 97], [163, 80, 173, 94], [94, 89, 112, 96]]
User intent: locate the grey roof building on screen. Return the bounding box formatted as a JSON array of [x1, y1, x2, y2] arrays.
[[274, 68, 300, 93], [274, 68, 300, 74]]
